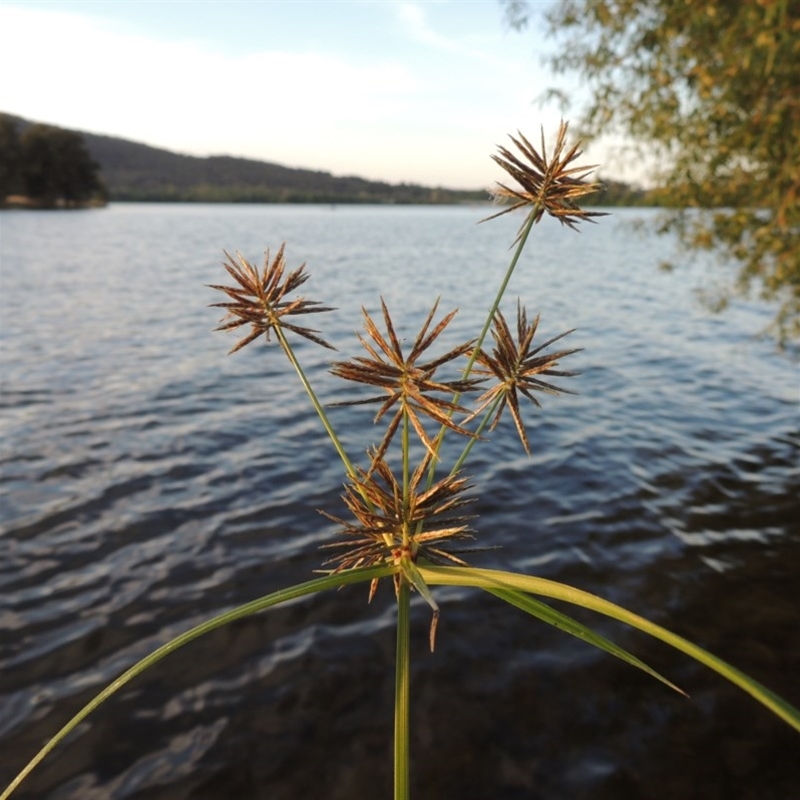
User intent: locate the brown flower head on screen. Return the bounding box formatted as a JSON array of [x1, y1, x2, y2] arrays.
[[209, 244, 334, 353], [469, 302, 581, 453], [330, 298, 482, 463], [484, 121, 607, 234], [320, 451, 474, 575]]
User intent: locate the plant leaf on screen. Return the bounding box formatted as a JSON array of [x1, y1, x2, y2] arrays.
[[487, 586, 685, 695], [418, 565, 800, 733], [401, 559, 440, 651], [0, 564, 397, 800]]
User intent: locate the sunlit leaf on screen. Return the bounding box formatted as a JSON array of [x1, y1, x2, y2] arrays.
[[419, 565, 800, 733], [0, 565, 397, 800]]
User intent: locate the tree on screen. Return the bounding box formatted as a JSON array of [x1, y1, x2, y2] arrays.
[[0, 114, 23, 199], [19, 124, 105, 207], [503, 0, 800, 340]]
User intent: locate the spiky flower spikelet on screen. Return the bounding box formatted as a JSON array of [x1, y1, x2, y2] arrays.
[[330, 298, 482, 463], [484, 120, 607, 234], [209, 244, 334, 353], [320, 450, 474, 583], [469, 301, 581, 453]]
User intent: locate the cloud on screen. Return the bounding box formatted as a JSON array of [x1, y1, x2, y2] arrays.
[[392, 0, 511, 67], [0, 3, 589, 188], [0, 5, 420, 156], [395, 1, 456, 51]]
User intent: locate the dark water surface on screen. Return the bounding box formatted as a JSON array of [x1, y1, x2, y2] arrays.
[[1, 204, 798, 799]]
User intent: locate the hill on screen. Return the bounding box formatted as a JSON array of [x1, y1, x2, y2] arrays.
[[1, 114, 486, 204], [2, 113, 655, 206]]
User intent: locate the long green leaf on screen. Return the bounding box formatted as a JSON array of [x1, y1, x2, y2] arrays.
[[487, 586, 686, 696], [1, 565, 396, 800], [418, 565, 800, 733]]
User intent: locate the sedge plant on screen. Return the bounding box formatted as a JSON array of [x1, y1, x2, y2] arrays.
[[3, 122, 799, 800]]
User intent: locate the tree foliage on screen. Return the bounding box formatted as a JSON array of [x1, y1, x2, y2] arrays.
[[0, 115, 105, 207], [503, 0, 800, 340], [79, 131, 485, 205], [0, 114, 23, 198], [20, 123, 104, 206]]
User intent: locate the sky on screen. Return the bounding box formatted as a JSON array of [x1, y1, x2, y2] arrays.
[[0, 0, 617, 190]]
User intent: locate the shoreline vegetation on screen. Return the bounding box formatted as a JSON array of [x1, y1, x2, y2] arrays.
[[2, 194, 108, 210], [0, 113, 654, 209]]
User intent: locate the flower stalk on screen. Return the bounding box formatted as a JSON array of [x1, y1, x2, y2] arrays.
[[274, 325, 360, 481], [394, 579, 411, 800]]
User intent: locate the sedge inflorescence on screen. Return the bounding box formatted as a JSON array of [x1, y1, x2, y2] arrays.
[[209, 123, 601, 642], [329, 298, 481, 465], [209, 244, 335, 353], [484, 120, 608, 234]]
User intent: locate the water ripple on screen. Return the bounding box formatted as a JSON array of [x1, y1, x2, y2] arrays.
[[1, 205, 798, 799]]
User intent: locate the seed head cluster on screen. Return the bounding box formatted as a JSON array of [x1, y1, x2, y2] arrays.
[[320, 452, 474, 576], [210, 124, 599, 596], [485, 120, 607, 234], [210, 245, 334, 354], [330, 298, 481, 465], [469, 302, 581, 454]]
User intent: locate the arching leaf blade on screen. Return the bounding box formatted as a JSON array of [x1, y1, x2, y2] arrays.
[[1, 564, 396, 800], [419, 565, 800, 733], [487, 586, 686, 695]]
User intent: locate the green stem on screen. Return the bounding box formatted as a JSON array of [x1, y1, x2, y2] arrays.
[[275, 326, 358, 481], [402, 409, 410, 546], [450, 393, 505, 476], [394, 579, 412, 800], [425, 208, 540, 489], [462, 209, 539, 383]]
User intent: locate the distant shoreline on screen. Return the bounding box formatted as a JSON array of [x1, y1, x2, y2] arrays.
[[1, 195, 493, 209], [3, 113, 657, 209], [1, 194, 107, 210]]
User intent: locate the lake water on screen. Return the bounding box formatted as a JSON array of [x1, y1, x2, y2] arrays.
[[1, 203, 798, 800]]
